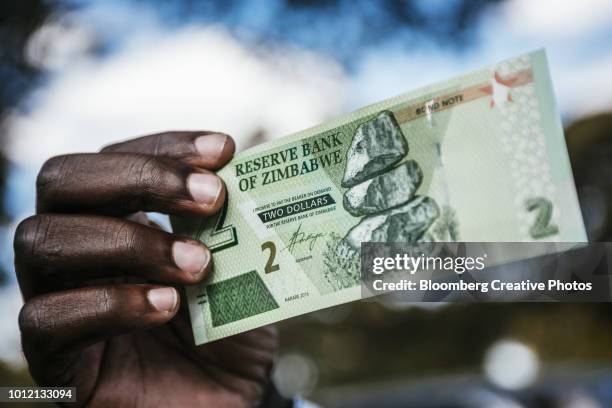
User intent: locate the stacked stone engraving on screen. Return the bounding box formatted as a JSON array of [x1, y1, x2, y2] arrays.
[[338, 111, 440, 257], [343, 160, 423, 216], [341, 111, 408, 187]]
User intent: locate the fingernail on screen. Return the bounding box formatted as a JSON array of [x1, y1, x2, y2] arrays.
[[195, 133, 228, 159], [173, 240, 209, 277], [188, 173, 222, 205], [147, 287, 177, 312]]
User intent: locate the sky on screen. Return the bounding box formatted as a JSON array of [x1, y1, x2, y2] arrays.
[[0, 0, 611, 367]]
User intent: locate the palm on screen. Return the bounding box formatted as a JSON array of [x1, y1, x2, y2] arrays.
[[30, 309, 276, 408]]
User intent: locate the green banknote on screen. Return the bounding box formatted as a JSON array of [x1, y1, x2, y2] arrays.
[[172, 50, 587, 344]]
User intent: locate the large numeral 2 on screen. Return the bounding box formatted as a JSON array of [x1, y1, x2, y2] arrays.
[[261, 241, 280, 273], [197, 194, 238, 253], [525, 196, 559, 239]]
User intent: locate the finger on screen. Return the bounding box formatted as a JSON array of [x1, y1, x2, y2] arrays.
[[14, 214, 211, 299], [36, 153, 225, 215], [19, 285, 179, 355], [101, 131, 235, 170]]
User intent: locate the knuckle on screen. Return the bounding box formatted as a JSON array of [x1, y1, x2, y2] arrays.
[[95, 286, 142, 323], [139, 156, 167, 189], [97, 286, 117, 317], [18, 300, 44, 337], [100, 131, 171, 154], [100, 142, 120, 153], [151, 132, 166, 156], [223, 134, 236, 153], [128, 156, 163, 191], [18, 297, 67, 357], [36, 155, 69, 198], [107, 220, 142, 260], [126, 155, 184, 200], [14, 215, 46, 258]]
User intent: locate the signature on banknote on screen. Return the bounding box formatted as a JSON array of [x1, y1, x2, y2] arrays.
[[282, 223, 326, 253]]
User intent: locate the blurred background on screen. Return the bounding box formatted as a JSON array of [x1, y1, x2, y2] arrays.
[[1, 0, 611, 407]]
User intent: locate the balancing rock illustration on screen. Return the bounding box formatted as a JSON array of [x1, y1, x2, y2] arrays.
[[341, 111, 408, 188], [343, 160, 423, 217], [337, 110, 440, 260]]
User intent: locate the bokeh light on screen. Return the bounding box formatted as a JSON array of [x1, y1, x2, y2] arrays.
[[484, 339, 539, 390]]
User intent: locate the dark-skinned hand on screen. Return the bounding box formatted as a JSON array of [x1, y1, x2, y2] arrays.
[[14, 131, 280, 407]]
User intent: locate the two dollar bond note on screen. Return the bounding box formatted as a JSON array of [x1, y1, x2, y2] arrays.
[[172, 50, 587, 344]]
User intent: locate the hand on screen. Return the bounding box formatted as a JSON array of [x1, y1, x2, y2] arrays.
[[14, 131, 279, 407]]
